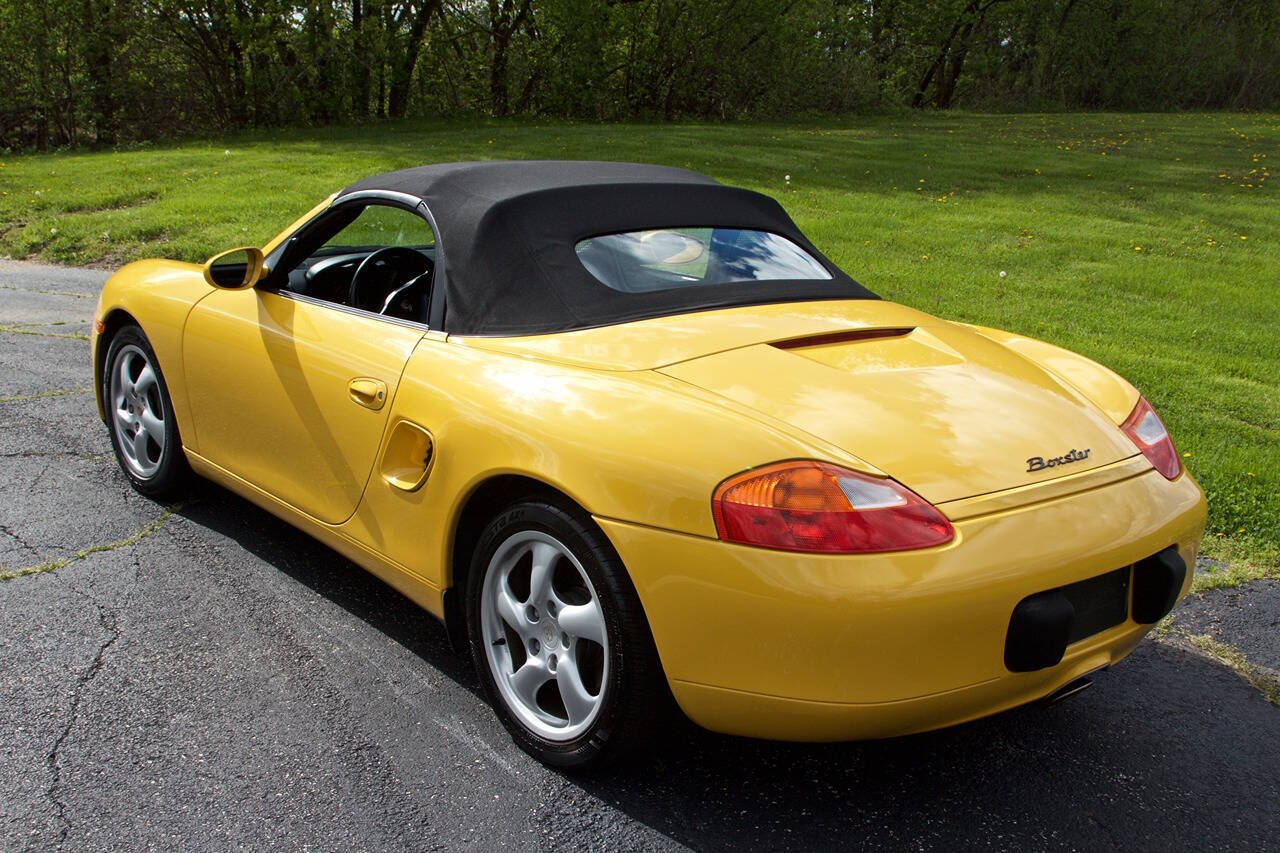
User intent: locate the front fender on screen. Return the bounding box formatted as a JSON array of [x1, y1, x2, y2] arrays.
[[92, 259, 213, 447]]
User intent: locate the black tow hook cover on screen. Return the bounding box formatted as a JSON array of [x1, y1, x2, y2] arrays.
[[1005, 591, 1075, 672], [1131, 546, 1187, 623]]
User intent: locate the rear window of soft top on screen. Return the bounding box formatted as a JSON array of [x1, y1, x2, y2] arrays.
[[575, 228, 831, 293]]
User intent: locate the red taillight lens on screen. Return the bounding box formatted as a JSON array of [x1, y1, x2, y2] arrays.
[[1121, 395, 1181, 480], [712, 461, 954, 553]]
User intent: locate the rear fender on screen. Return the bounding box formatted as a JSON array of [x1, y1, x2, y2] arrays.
[[958, 322, 1140, 424]]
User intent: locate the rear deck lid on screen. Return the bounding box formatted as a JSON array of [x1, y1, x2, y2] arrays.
[[659, 323, 1139, 504]]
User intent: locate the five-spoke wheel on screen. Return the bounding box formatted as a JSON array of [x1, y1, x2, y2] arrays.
[[467, 498, 669, 769], [101, 324, 189, 497], [110, 343, 166, 479], [481, 531, 609, 741]]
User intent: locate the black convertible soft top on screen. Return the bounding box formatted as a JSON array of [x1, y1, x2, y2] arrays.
[[338, 160, 877, 336]]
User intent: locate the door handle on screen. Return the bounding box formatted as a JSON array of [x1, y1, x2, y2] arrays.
[[348, 378, 387, 411]]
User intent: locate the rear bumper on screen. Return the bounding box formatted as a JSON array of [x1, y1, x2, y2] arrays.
[[598, 462, 1206, 741], [668, 627, 1144, 741]]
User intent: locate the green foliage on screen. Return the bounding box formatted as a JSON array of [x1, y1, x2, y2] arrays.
[[1200, 470, 1278, 545], [323, 203, 435, 248], [1, 1, 1279, 150], [0, 112, 1276, 566]]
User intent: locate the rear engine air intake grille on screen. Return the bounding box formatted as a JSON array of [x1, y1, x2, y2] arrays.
[[771, 327, 915, 350], [1005, 566, 1131, 672]]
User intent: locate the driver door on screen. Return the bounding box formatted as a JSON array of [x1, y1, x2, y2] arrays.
[[182, 200, 434, 525]]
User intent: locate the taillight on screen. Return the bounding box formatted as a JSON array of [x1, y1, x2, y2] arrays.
[[1121, 395, 1181, 480], [711, 461, 954, 554]]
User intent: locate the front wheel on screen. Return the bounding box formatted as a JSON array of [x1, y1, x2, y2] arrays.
[[466, 498, 669, 769], [102, 324, 190, 499]]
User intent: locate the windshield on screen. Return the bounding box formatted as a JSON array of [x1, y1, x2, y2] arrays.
[[575, 228, 832, 293]]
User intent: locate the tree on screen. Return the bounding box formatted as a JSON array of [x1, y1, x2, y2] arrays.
[[912, 0, 1013, 108], [2, 0, 1280, 150]]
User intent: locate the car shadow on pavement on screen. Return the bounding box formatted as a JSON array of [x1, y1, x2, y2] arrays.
[[175, 484, 476, 690], [174, 485, 1280, 850], [579, 644, 1279, 849]]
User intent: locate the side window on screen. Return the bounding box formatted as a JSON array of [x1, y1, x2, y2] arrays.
[[283, 203, 437, 324], [320, 204, 434, 252]]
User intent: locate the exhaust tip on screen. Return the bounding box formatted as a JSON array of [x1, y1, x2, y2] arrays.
[[1041, 675, 1094, 707]]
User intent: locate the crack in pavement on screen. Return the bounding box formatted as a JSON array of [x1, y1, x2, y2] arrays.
[[0, 282, 93, 299], [0, 450, 108, 461], [0, 324, 89, 342], [0, 387, 93, 405], [1157, 626, 1280, 706], [27, 461, 52, 495], [45, 549, 142, 844], [0, 505, 181, 581], [1192, 559, 1280, 592], [0, 522, 42, 562], [46, 593, 120, 843], [162, 518, 535, 790]]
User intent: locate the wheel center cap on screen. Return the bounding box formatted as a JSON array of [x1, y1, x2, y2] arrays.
[[544, 625, 555, 647]]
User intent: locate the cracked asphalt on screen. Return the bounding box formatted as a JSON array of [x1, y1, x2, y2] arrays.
[[1, 258, 1277, 851]]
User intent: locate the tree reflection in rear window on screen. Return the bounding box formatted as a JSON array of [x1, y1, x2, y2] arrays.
[[574, 228, 832, 293]]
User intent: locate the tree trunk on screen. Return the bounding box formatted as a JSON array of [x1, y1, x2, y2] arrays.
[[934, 21, 975, 108], [869, 0, 901, 97], [352, 0, 370, 118], [81, 0, 117, 145], [913, 0, 1009, 109], [487, 0, 532, 117], [307, 3, 331, 123], [1038, 0, 1081, 98], [490, 29, 509, 116], [912, 4, 974, 108], [388, 0, 439, 119], [488, 0, 511, 117]]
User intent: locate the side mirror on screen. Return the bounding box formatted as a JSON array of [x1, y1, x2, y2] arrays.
[[202, 246, 265, 290]]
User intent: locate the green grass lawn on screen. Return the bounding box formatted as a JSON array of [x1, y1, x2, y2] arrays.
[[1, 113, 1276, 574]]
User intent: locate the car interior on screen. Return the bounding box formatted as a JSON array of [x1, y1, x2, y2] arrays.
[[270, 201, 437, 325]]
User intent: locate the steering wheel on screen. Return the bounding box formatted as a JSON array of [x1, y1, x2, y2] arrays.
[[377, 270, 433, 321], [348, 247, 430, 314]]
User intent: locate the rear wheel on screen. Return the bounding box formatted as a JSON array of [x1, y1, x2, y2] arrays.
[[466, 498, 668, 769], [103, 324, 190, 499]]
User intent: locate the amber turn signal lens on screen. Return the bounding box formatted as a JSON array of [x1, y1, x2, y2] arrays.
[[712, 461, 954, 554], [1121, 395, 1181, 480]]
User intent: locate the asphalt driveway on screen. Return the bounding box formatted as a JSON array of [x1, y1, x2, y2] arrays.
[[1, 260, 1277, 850]]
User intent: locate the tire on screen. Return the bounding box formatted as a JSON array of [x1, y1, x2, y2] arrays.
[[466, 497, 669, 770], [102, 324, 191, 499]]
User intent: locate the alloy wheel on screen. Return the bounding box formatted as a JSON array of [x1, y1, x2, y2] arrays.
[[109, 343, 166, 479], [481, 530, 609, 741]]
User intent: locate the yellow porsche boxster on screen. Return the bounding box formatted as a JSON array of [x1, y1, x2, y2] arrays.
[[92, 161, 1206, 768]]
